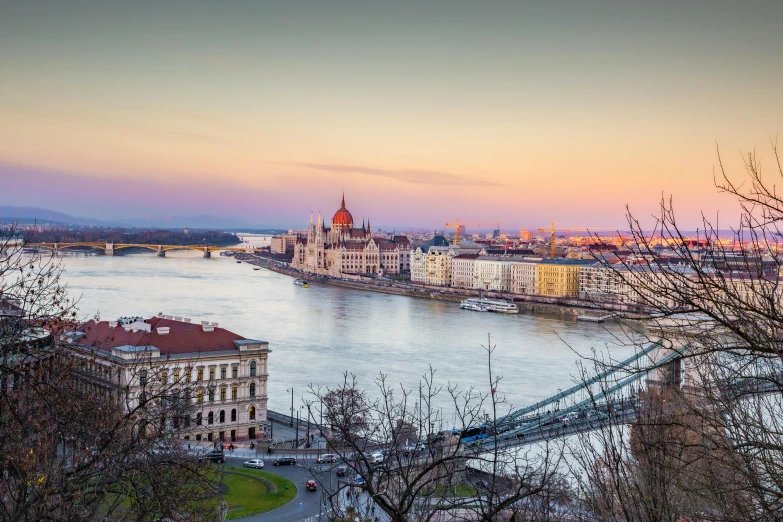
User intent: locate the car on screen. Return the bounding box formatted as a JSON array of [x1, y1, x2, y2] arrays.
[[243, 459, 264, 469], [369, 452, 384, 466], [305, 480, 318, 492], [273, 456, 297, 466], [335, 464, 349, 477], [353, 475, 367, 488], [198, 450, 225, 464], [317, 453, 337, 464]]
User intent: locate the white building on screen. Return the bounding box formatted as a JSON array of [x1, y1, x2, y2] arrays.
[[474, 256, 515, 292], [510, 258, 542, 294], [451, 254, 480, 289], [410, 237, 484, 286], [66, 314, 270, 443]]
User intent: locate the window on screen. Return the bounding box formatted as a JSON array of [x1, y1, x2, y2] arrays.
[[220, 366, 226, 379], [219, 410, 225, 423], [231, 386, 238, 400], [139, 370, 148, 387], [196, 389, 203, 403], [160, 370, 168, 384], [197, 368, 203, 381], [196, 412, 202, 425], [186, 367, 192, 382], [209, 368, 215, 381], [231, 409, 236, 422], [173, 368, 180, 382], [220, 387, 226, 401], [249, 382, 256, 397], [208, 388, 215, 402], [249, 406, 256, 420], [250, 361, 256, 377], [232, 366, 238, 379], [208, 412, 214, 424]]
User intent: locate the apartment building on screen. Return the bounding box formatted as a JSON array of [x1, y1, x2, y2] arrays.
[[510, 258, 541, 294], [536, 259, 592, 297]]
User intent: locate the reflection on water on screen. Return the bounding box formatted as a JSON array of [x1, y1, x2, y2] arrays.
[[56, 252, 632, 414]]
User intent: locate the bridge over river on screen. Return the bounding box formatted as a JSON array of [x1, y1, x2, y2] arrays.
[[467, 340, 782, 450], [27, 242, 250, 258]]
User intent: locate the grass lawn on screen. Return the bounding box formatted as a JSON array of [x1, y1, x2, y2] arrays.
[[432, 483, 479, 498], [209, 466, 297, 520]]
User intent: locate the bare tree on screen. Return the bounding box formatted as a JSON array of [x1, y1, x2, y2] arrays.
[[306, 336, 562, 522], [569, 138, 783, 521], [0, 223, 219, 522]]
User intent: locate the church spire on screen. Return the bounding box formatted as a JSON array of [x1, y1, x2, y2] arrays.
[[341, 192, 346, 208], [367, 218, 371, 236]]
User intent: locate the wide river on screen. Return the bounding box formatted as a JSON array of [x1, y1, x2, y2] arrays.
[[55, 251, 632, 420]]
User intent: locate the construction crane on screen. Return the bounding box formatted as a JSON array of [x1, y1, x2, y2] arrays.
[[536, 223, 618, 258], [445, 219, 492, 245]]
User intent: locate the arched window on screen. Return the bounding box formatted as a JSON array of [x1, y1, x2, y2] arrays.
[[231, 409, 236, 422], [196, 412, 202, 425], [207, 412, 214, 425], [249, 406, 256, 420], [250, 361, 256, 377], [219, 410, 225, 423], [249, 382, 256, 397]]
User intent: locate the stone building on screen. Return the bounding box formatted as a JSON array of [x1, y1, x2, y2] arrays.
[[292, 195, 410, 277], [66, 314, 270, 443]]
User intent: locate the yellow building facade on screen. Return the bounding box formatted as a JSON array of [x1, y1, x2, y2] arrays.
[[535, 259, 591, 297]]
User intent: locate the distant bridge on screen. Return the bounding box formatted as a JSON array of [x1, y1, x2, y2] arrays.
[[27, 242, 250, 258]]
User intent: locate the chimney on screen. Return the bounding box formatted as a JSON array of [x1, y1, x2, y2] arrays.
[[210, 322, 219, 327], [108, 320, 118, 328], [157, 327, 170, 335], [183, 318, 191, 323], [201, 321, 210, 325], [202, 325, 215, 333], [174, 316, 182, 321]]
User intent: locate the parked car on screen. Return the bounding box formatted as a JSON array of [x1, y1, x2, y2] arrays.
[[243, 459, 264, 469], [198, 450, 225, 464], [369, 452, 384, 466], [317, 453, 337, 464], [305, 480, 318, 492], [335, 465, 349, 477], [273, 457, 297, 466], [353, 475, 366, 488]]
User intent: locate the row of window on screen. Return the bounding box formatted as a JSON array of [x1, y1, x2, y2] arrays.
[[195, 405, 256, 425], [195, 382, 260, 402], [140, 361, 262, 386]]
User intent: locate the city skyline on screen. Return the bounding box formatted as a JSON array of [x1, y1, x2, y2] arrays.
[[2, 2, 783, 229]]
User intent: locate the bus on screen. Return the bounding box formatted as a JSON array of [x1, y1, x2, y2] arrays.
[[460, 426, 488, 443]]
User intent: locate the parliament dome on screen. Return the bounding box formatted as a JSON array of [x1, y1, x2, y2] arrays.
[[332, 194, 354, 228]]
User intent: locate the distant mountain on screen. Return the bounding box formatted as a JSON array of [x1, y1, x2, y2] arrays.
[[120, 215, 258, 230], [0, 206, 115, 226]]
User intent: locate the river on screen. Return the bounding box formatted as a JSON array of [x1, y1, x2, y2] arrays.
[[55, 250, 632, 419]]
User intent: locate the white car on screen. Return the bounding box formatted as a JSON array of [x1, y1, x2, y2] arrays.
[[243, 459, 265, 469], [370, 452, 384, 466]]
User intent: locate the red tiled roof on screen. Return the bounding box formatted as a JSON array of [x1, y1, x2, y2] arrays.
[[76, 317, 246, 355]]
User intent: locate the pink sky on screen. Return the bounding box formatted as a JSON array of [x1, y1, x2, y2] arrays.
[[1, 3, 781, 230]]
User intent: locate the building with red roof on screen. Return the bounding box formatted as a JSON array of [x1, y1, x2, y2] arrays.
[[65, 314, 270, 443]]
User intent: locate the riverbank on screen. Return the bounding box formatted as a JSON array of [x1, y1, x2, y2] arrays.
[[238, 254, 643, 321]]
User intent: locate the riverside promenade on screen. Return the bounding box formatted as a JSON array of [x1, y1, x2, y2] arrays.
[[238, 253, 644, 320]]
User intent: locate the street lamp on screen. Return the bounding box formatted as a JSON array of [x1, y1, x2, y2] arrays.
[[286, 388, 294, 426]]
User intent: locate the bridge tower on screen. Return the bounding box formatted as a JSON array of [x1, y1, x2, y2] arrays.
[[105, 242, 115, 256], [157, 245, 165, 257], [203, 246, 211, 258], [52, 243, 58, 256], [647, 340, 684, 390]]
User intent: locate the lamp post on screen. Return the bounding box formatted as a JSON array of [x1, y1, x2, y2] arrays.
[[287, 387, 294, 426]]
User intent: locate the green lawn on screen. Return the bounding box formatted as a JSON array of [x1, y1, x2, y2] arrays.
[[208, 466, 297, 520]]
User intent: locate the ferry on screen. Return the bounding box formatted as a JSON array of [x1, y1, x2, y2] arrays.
[[293, 278, 309, 288], [253, 267, 260, 271], [460, 298, 519, 314], [460, 301, 488, 312]]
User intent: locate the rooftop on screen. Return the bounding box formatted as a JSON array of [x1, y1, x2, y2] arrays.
[[75, 315, 267, 356]]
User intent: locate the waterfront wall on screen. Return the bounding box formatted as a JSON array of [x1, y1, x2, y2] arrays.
[[241, 255, 643, 321]]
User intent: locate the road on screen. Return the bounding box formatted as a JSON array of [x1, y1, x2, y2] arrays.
[[227, 456, 337, 522]]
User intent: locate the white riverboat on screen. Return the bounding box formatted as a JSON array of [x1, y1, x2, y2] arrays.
[[293, 278, 309, 288], [460, 298, 519, 314], [460, 301, 489, 312]]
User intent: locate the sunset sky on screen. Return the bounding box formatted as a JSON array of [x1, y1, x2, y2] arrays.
[[2, 1, 782, 230]]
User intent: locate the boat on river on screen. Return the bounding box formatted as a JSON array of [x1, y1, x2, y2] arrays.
[[294, 278, 308, 288], [460, 301, 488, 312], [460, 298, 519, 314]]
